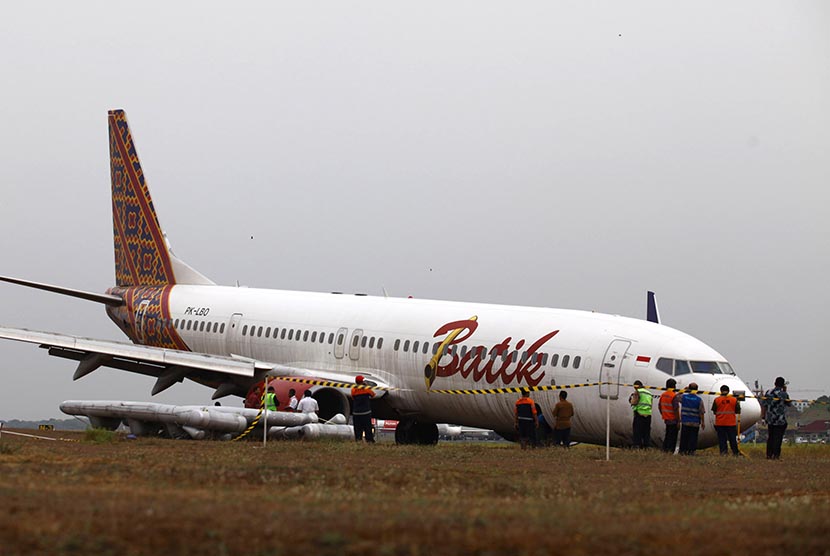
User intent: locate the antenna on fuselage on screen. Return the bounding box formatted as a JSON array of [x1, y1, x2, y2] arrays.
[[646, 291, 661, 324]]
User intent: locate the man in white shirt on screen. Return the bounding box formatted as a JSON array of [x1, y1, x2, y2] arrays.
[[296, 390, 319, 415], [288, 389, 299, 412]]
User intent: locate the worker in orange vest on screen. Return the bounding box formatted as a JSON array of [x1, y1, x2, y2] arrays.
[[659, 378, 680, 453], [514, 390, 538, 450], [351, 375, 376, 443], [711, 384, 741, 456]]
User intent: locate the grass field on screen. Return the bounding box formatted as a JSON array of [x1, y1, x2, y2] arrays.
[[1, 431, 829, 556]]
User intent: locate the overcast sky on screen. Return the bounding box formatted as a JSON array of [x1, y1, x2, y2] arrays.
[[1, 2, 828, 419]]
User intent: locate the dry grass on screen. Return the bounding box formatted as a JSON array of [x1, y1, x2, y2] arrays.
[[1, 431, 829, 556]]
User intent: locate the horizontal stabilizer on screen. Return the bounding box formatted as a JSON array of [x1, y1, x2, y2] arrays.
[[0, 275, 123, 306]]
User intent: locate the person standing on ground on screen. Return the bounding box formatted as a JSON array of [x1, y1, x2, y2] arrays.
[[265, 386, 279, 412], [761, 376, 791, 460], [678, 382, 705, 455], [659, 378, 680, 453], [287, 389, 299, 412], [712, 384, 741, 456], [514, 390, 538, 449], [297, 390, 319, 416], [629, 380, 653, 449], [351, 375, 376, 443], [552, 390, 574, 448]]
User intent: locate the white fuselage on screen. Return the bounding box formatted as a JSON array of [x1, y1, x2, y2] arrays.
[[161, 285, 760, 446]]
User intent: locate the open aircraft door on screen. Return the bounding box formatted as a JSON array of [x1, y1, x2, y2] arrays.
[[599, 339, 630, 399]]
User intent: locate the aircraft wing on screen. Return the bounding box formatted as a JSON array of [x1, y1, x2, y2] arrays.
[[0, 326, 271, 397], [0, 326, 395, 398]]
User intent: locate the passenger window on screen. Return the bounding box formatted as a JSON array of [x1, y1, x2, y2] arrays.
[[377, 338, 384, 349], [413, 340, 420, 353], [257, 327, 262, 338], [273, 328, 279, 339], [213, 322, 219, 333], [656, 358, 673, 374], [174, 318, 180, 328], [337, 333, 344, 346], [311, 331, 317, 343], [353, 335, 360, 347], [320, 332, 325, 343], [512, 351, 518, 363], [573, 356, 581, 369], [459, 345, 467, 358], [521, 351, 528, 363], [220, 323, 225, 334], [433, 343, 440, 355], [288, 330, 294, 341], [281, 329, 287, 340], [675, 360, 691, 376], [328, 333, 334, 344], [423, 342, 429, 355], [551, 354, 559, 367], [394, 339, 400, 351], [404, 340, 410, 352], [562, 355, 570, 368], [303, 331, 309, 342], [368, 337, 375, 349], [542, 353, 549, 365], [265, 327, 271, 337], [362, 336, 368, 348], [242, 325, 247, 336]]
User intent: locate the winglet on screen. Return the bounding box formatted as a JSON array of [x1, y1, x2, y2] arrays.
[[646, 291, 660, 324]]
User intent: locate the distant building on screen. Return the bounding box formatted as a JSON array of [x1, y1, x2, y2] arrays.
[[796, 420, 830, 443]]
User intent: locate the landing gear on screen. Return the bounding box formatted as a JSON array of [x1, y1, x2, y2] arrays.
[[394, 419, 439, 445]]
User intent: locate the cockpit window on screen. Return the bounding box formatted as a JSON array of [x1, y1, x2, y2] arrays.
[[718, 362, 736, 375], [690, 361, 721, 374], [656, 358, 673, 374], [675, 360, 691, 376]]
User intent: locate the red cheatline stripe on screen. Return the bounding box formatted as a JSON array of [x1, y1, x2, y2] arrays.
[[636, 356, 651, 363], [161, 285, 189, 351], [109, 113, 175, 284]]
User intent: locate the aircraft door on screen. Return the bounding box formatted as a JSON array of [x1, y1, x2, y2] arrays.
[[135, 300, 151, 343], [226, 313, 244, 356], [333, 327, 348, 359], [349, 329, 364, 361], [599, 339, 631, 399]]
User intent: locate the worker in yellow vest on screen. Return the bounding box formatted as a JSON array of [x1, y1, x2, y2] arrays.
[[629, 380, 653, 449], [265, 386, 279, 412], [711, 384, 741, 456]]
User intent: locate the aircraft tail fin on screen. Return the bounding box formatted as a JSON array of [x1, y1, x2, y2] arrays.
[[108, 110, 213, 287]]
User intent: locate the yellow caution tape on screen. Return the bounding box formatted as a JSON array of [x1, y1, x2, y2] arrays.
[[429, 382, 602, 395], [274, 376, 399, 391]]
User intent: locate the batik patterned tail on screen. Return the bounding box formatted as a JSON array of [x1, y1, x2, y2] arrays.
[[108, 109, 175, 287]]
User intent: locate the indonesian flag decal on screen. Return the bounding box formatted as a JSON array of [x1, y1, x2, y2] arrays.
[[635, 355, 651, 367]]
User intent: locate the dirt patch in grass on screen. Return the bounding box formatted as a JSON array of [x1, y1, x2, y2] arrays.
[[1, 433, 829, 555]]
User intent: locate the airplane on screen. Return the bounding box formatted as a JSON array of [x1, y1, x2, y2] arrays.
[[0, 109, 761, 447]]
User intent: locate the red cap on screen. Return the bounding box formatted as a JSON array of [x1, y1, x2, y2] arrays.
[[355, 375, 365, 383]]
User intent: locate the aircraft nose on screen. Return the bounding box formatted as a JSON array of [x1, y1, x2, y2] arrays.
[[740, 396, 762, 430]]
